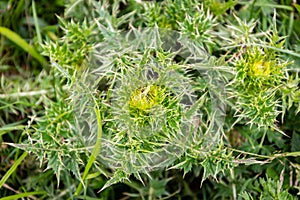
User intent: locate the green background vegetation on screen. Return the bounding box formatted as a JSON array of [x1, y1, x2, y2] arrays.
[[0, 0, 300, 199]]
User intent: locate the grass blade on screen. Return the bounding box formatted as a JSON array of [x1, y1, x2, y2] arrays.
[[0, 152, 28, 189], [0, 125, 25, 137], [74, 106, 103, 195], [0, 26, 47, 65], [32, 0, 42, 44], [0, 191, 46, 200]]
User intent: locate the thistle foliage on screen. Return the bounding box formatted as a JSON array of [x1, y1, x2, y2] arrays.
[[71, 28, 226, 185]]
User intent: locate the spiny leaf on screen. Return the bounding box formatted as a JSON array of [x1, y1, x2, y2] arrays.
[[99, 170, 129, 193]]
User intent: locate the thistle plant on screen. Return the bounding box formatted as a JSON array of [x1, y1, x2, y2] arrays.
[[221, 14, 293, 130], [142, 0, 217, 51], [240, 176, 298, 200], [229, 45, 288, 128], [21, 19, 97, 186], [42, 18, 95, 79], [69, 27, 227, 189]]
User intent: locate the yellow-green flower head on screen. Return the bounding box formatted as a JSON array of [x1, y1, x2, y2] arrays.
[[250, 60, 271, 77], [235, 47, 286, 91], [128, 85, 166, 117]]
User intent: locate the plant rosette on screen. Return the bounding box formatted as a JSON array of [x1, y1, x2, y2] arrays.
[[229, 44, 289, 128], [73, 28, 225, 174]]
